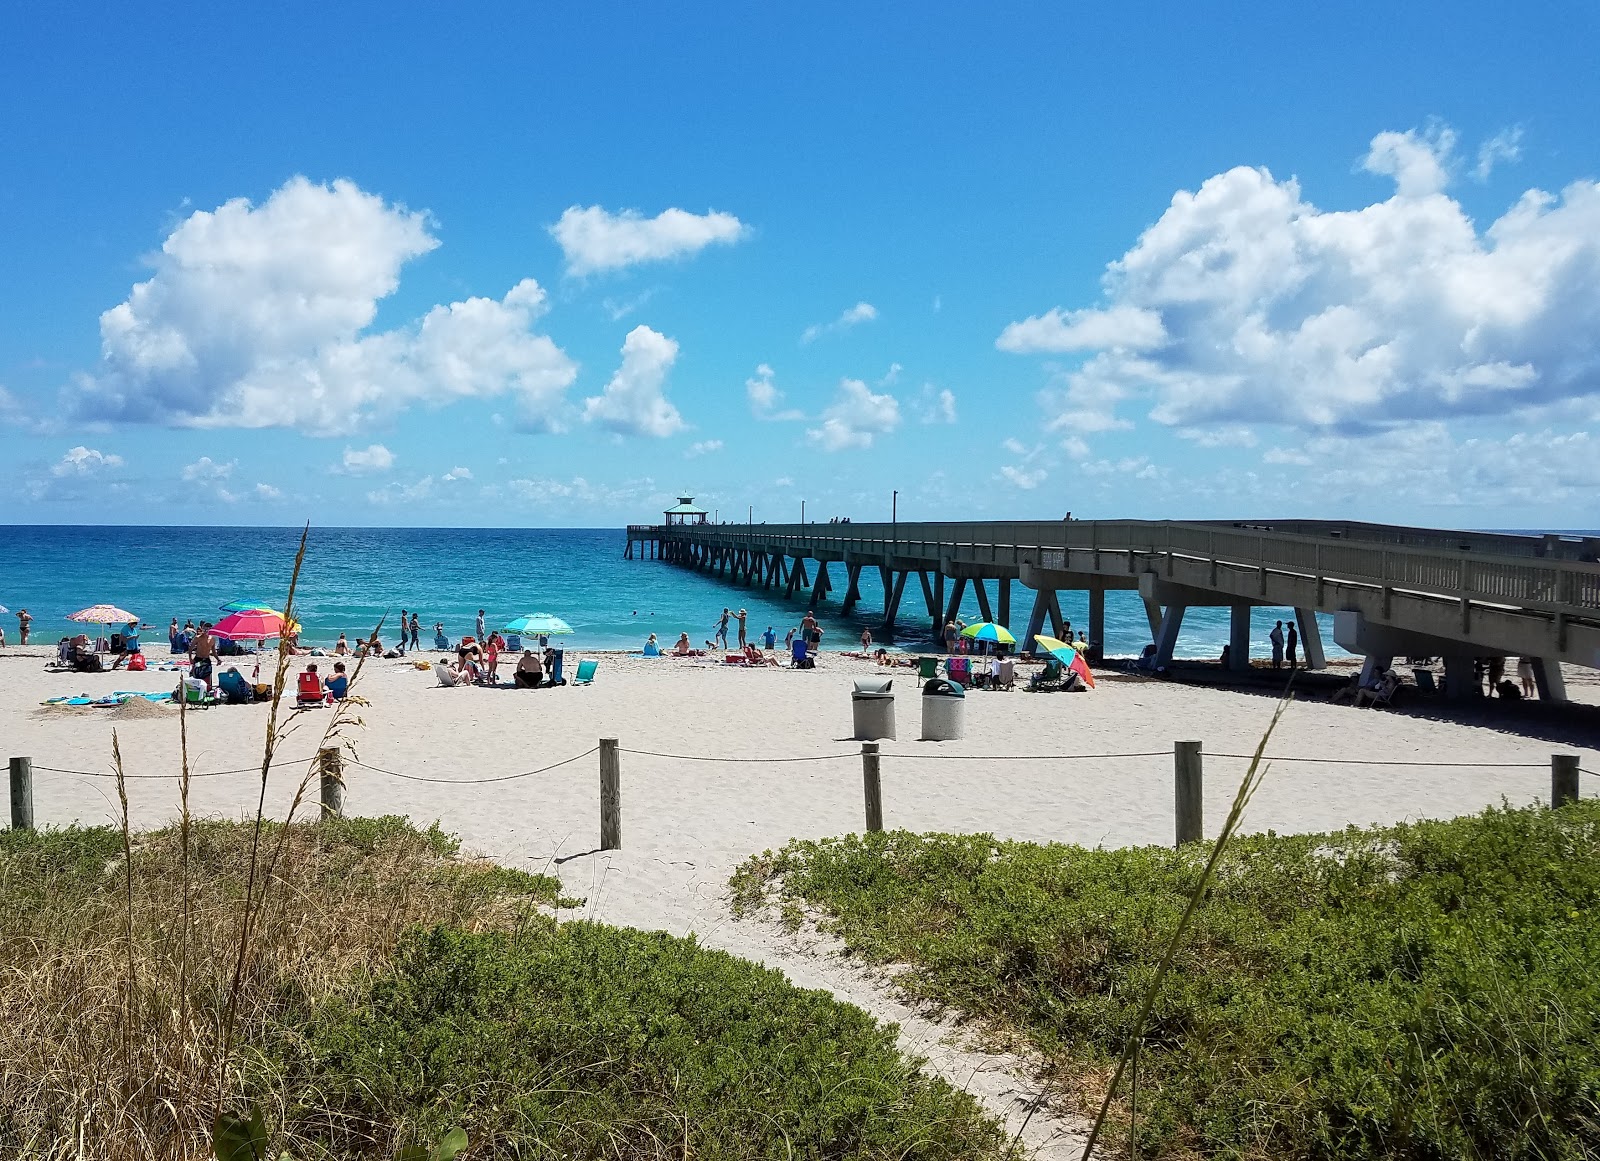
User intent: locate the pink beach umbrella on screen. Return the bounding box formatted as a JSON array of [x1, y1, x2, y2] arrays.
[[67, 604, 139, 626]]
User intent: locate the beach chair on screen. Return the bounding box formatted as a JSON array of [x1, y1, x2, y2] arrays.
[[295, 671, 326, 708], [946, 656, 971, 687], [572, 659, 598, 686], [1028, 658, 1064, 691], [917, 656, 938, 679], [505, 634, 522, 651], [995, 659, 1015, 690], [1413, 668, 1437, 693], [790, 638, 811, 669]]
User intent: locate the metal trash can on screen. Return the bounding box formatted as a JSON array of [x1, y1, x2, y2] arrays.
[[851, 677, 897, 740], [920, 677, 967, 741]]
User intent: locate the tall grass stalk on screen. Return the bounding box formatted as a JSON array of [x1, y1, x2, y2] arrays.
[[1078, 697, 1288, 1161]]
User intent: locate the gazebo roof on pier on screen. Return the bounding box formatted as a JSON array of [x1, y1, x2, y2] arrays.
[[664, 496, 707, 515]]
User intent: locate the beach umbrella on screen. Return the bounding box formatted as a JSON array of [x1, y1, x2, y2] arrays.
[[503, 613, 572, 636], [211, 608, 299, 640], [1031, 634, 1095, 688], [220, 599, 277, 613], [960, 622, 1016, 646], [68, 604, 139, 626]]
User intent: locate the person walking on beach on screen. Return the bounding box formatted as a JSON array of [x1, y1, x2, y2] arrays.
[[1269, 620, 1285, 669], [861, 627, 873, 651], [397, 609, 408, 655], [17, 608, 31, 645], [409, 612, 420, 652], [715, 607, 731, 650], [943, 618, 958, 654], [1518, 656, 1536, 698], [735, 608, 748, 649], [1286, 621, 1299, 669]]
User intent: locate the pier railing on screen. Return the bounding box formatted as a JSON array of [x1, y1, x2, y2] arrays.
[[637, 519, 1600, 616]]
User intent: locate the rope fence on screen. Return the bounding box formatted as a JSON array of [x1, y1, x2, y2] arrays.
[[7, 740, 1597, 849]]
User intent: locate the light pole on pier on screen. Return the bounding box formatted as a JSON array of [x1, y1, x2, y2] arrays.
[[892, 490, 898, 546], [801, 499, 805, 525], [748, 505, 752, 524]]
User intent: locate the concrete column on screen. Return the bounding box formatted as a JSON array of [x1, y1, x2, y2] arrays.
[[1293, 608, 1327, 670], [973, 579, 994, 623], [1142, 597, 1163, 640], [1088, 587, 1105, 649], [1228, 604, 1252, 671], [1533, 658, 1568, 704], [1153, 604, 1187, 667], [932, 573, 946, 639], [944, 577, 968, 626], [998, 578, 1012, 629], [1440, 654, 1475, 699], [1024, 590, 1049, 652], [1045, 590, 1066, 639]]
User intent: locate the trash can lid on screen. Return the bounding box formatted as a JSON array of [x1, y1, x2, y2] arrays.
[[853, 677, 893, 695], [922, 678, 966, 697]]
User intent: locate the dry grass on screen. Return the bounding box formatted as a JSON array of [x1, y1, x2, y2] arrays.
[[0, 527, 552, 1158]]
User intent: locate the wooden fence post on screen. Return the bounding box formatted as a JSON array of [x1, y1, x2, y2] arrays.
[[862, 742, 883, 833], [1174, 741, 1202, 846], [1552, 753, 1580, 808], [9, 756, 33, 831], [318, 747, 344, 820], [600, 738, 621, 850]]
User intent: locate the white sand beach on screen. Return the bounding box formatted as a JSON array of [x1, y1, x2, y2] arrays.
[[5, 646, 1598, 1153]]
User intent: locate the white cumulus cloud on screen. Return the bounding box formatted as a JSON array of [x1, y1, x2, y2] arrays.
[[805, 379, 900, 451], [549, 205, 748, 275], [801, 301, 877, 343], [52, 446, 124, 477], [339, 444, 395, 474], [746, 363, 804, 421], [1475, 126, 1524, 181], [1001, 125, 1600, 437], [997, 305, 1166, 353], [443, 466, 473, 481], [686, 439, 723, 457], [583, 325, 686, 437], [74, 177, 577, 436], [916, 384, 957, 424]]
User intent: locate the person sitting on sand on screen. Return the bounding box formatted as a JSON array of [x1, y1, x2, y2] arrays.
[[334, 633, 349, 655], [433, 622, 449, 650], [674, 632, 693, 656], [435, 657, 462, 687], [326, 661, 349, 700], [514, 649, 543, 688], [643, 633, 661, 657], [189, 622, 217, 693]]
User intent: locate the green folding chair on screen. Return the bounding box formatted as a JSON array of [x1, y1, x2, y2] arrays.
[[917, 656, 939, 679], [573, 658, 599, 686]]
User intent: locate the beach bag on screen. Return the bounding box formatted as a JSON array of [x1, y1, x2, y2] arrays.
[[127, 654, 147, 672]]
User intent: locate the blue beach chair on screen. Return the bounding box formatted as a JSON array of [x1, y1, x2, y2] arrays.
[[572, 658, 598, 686]]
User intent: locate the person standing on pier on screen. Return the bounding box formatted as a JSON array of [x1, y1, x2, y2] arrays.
[[1287, 621, 1299, 669], [1270, 620, 1285, 669]]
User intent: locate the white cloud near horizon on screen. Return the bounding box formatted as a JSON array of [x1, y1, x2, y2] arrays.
[[1000, 125, 1600, 438], [805, 378, 899, 450], [181, 456, 234, 482], [801, 301, 877, 343], [582, 325, 686, 437], [549, 205, 749, 275], [73, 177, 578, 436]]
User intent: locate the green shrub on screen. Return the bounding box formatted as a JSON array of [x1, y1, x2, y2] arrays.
[[285, 919, 1015, 1160], [733, 802, 1600, 1159]]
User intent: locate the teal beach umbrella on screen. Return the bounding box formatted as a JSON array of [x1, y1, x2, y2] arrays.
[[960, 622, 1016, 646], [503, 613, 573, 636]]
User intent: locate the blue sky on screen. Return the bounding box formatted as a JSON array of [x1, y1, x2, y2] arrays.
[[3, 2, 1598, 528]]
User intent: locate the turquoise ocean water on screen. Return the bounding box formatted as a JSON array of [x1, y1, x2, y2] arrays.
[[0, 525, 1348, 660]]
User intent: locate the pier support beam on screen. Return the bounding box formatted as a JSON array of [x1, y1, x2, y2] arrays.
[[841, 563, 863, 614], [973, 579, 994, 623], [883, 570, 908, 631], [944, 577, 968, 628], [1533, 658, 1568, 704], [1045, 590, 1066, 639], [808, 561, 832, 610], [932, 573, 946, 638], [1143, 596, 1163, 640], [1153, 603, 1187, 668], [1024, 590, 1048, 652], [1089, 587, 1105, 650], [1293, 608, 1326, 671], [1228, 604, 1252, 671], [998, 578, 1012, 629], [1443, 654, 1475, 699]]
